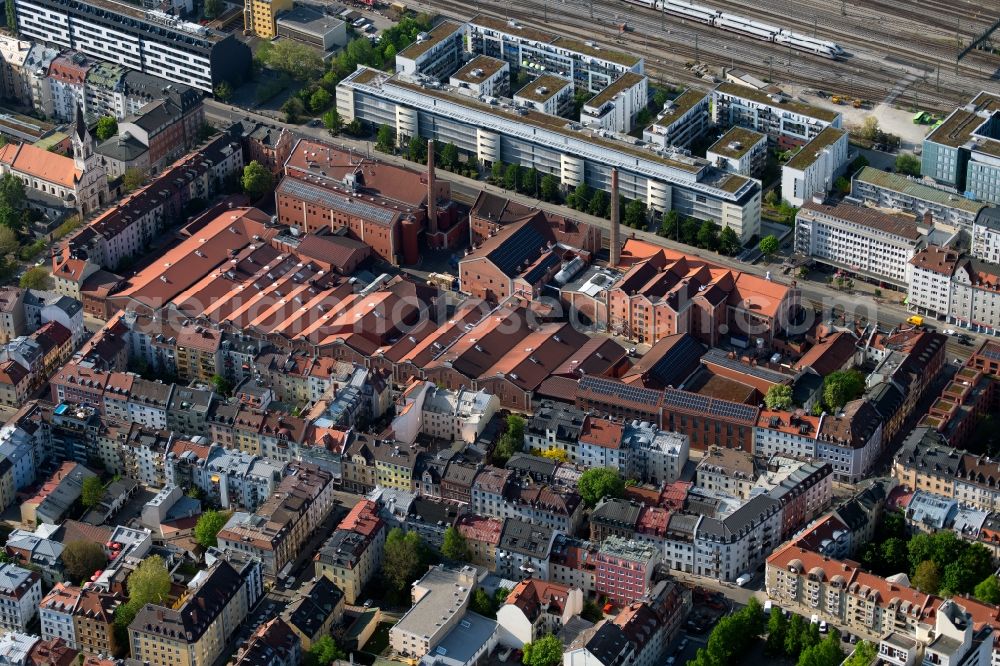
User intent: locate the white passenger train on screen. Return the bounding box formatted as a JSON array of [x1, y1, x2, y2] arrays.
[[623, 0, 845, 59]]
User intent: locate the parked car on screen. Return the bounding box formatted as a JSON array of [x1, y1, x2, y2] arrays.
[[736, 573, 752, 587]]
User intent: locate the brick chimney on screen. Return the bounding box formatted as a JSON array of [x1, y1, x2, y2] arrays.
[[609, 168, 621, 267], [427, 140, 438, 235]]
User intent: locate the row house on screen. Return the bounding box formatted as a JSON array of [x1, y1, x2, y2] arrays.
[[895, 427, 1000, 513], [471, 466, 585, 533], [217, 463, 334, 579], [767, 543, 996, 665], [315, 499, 385, 604]]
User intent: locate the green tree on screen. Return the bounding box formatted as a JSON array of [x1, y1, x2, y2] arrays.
[[62, 540, 108, 584], [680, 216, 700, 245], [408, 135, 427, 163], [6, 0, 16, 36], [578, 468, 625, 507], [975, 575, 1000, 604], [204, 0, 223, 19], [943, 543, 994, 595], [895, 153, 921, 176], [211, 374, 232, 397], [833, 176, 850, 195], [540, 174, 560, 203], [764, 189, 779, 206], [0, 173, 26, 231], [653, 88, 669, 108], [785, 613, 805, 657], [122, 167, 147, 192], [797, 632, 844, 666], [519, 167, 538, 196], [696, 219, 719, 250], [194, 510, 228, 549], [522, 635, 562, 666], [213, 81, 232, 102], [129, 555, 171, 607], [490, 160, 505, 185], [81, 476, 104, 509], [504, 163, 520, 190], [383, 528, 427, 592], [322, 108, 342, 134], [879, 537, 910, 574], [659, 210, 680, 239], [765, 384, 794, 411], [0, 226, 18, 257], [493, 414, 526, 466], [623, 199, 647, 229], [258, 40, 324, 80], [281, 97, 305, 123], [765, 607, 788, 655], [470, 587, 497, 618], [440, 142, 459, 170], [822, 369, 865, 411], [844, 641, 877, 666], [376, 124, 395, 152], [304, 635, 346, 666], [95, 116, 117, 141], [309, 88, 332, 113], [241, 161, 274, 200], [581, 599, 604, 622], [912, 560, 942, 595], [570, 182, 592, 210], [588, 189, 608, 218], [441, 526, 469, 561], [759, 234, 780, 258], [20, 267, 51, 291], [860, 116, 880, 142]]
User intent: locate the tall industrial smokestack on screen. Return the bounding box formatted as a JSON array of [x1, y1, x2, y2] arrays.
[[427, 140, 438, 235], [609, 168, 621, 267]]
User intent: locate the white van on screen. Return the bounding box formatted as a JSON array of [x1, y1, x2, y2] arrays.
[[736, 573, 752, 586]]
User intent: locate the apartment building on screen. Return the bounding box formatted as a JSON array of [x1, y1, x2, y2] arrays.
[[243, 0, 292, 39], [449, 55, 509, 99], [496, 579, 583, 648], [594, 536, 660, 606], [394, 21, 465, 80], [467, 15, 643, 93], [0, 564, 42, 632], [850, 166, 986, 231], [706, 126, 768, 177], [694, 494, 782, 582], [72, 588, 122, 656], [39, 583, 80, 648], [129, 560, 250, 666], [13, 0, 251, 91], [389, 565, 477, 659], [391, 380, 500, 446], [337, 67, 761, 233], [217, 463, 334, 578], [781, 126, 849, 206], [642, 89, 711, 150], [894, 427, 1000, 512], [455, 514, 503, 571], [922, 91, 1000, 205], [713, 82, 843, 149], [767, 542, 996, 663], [795, 200, 926, 288], [495, 518, 557, 581], [315, 499, 385, 605]]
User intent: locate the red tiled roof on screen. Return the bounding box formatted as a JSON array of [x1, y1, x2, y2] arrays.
[[579, 416, 624, 450]]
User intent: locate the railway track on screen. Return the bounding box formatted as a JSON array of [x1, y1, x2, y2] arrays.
[[616, 0, 997, 103], [417, 0, 988, 111]]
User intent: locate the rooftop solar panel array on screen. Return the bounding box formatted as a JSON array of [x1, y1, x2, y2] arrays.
[[579, 376, 662, 406], [279, 178, 398, 226], [522, 253, 561, 284], [487, 222, 548, 277], [648, 335, 704, 387]]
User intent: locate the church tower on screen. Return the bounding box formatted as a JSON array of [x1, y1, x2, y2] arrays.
[[70, 104, 108, 216], [72, 104, 95, 172]]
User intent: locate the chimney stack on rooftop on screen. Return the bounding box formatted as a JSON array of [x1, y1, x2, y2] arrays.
[[427, 140, 438, 235], [610, 168, 621, 267]]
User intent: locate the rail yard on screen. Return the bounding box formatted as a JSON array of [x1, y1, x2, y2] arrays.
[[412, 0, 999, 112]]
